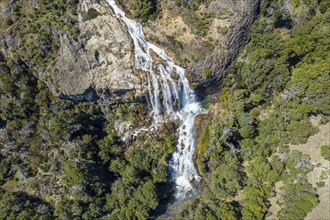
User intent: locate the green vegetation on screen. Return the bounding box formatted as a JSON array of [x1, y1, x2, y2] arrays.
[[1, 0, 329, 219], [3, 0, 79, 74], [0, 51, 177, 218], [217, 26, 228, 34], [177, 2, 329, 219], [321, 145, 330, 161], [0, 189, 53, 219], [202, 68, 212, 77], [164, 0, 213, 36], [82, 8, 101, 22], [131, 0, 158, 23], [277, 180, 318, 219], [193, 13, 211, 36]]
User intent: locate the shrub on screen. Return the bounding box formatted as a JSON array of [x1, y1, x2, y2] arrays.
[[82, 8, 100, 22], [202, 68, 212, 77], [277, 181, 318, 220], [321, 145, 330, 161], [5, 18, 13, 26], [131, 0, 157, 23]]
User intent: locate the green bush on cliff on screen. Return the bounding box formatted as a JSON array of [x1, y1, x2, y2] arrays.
[[321, 145, 330, 161], [131, 0, 158, 23], [82, 8, 101, 22], [0, 189, 53, 219]]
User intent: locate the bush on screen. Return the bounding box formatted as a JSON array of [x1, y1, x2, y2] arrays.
[[5, 18, 13, 26], [277, 181, 318, 220], [319, 0, 330, 13], [321, 145, 330, 161], [131, 0, 157, 23], [202, 68, 212, 77], [82, 8, 100, 22]]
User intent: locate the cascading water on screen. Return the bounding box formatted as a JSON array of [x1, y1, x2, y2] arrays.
[[107, 0, 203, 200]]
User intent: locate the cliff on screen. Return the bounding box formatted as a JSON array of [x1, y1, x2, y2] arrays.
[[0, 0, 259, 101]]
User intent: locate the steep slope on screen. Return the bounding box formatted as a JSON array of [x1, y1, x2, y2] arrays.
[[0, 0, 329, 219]]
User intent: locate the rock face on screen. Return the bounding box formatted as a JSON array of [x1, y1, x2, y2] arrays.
[[49, 0, 259, 100], [1, 0, 259, 101], [190, 0, 260, 87], [48, 3, 144, 101], [132, 0, 259, 88]]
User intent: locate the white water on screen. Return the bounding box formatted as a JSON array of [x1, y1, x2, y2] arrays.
[[82, 0, 88, 12], [107, 0, 202, 200]]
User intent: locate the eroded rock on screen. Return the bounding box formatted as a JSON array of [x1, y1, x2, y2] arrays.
[[48, 3, 145, 102]]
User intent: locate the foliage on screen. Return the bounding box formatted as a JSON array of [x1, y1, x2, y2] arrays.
[[204, 163, 244, 200], [165, 0, 213, 36], [321, 145, 330, 161], [0, 189, 53, 219], [179, 4, 328, 220], [202, 68, 212, 77], [82, 8, 101, 22], [6, 0, 79, 74], [196, 124, 210, 174], [241, 186, 269, 219], [105, 130, 176, 218], [131, 0, 158, 23], [0, 51, 178, 218], [277, 180, 318, 220], [1, 0, 329, 219]]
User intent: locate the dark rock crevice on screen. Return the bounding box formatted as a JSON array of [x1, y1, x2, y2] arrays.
[[190, 0, 260, 91]]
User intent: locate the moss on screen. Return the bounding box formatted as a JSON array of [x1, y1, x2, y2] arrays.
[[320, 116, 329, 125], [203, 40, 214, 50], [316, 181, 325, 188], [250, 108, 260, 117], [197, 124, 210, 156], [5, 18, 13, 26]]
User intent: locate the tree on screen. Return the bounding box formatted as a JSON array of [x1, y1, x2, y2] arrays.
[[131, 0, 157, 23], [277, 181, 318, 220], [205, 163, 243, 200]]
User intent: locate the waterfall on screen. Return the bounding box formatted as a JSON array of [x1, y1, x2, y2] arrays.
[[107, 0, 203, 200]]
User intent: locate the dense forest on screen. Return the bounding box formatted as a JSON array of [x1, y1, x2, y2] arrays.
[[0, 0, 329, 219]]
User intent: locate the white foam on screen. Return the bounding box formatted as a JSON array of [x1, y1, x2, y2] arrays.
[[107, 0, 203, 200]]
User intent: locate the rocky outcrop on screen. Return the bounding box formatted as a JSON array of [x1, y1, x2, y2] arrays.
[[47, 3, 145, 102], [1, 0, 259, 102], [190, 0, 260, 88], [137, 0, 259, 90]]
